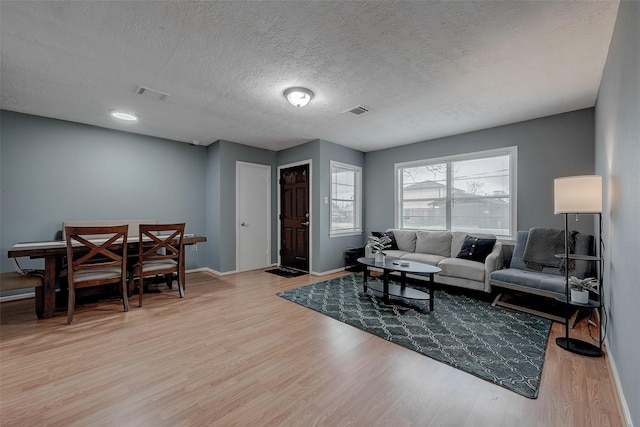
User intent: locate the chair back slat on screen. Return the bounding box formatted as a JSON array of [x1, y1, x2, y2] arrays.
[[63, 224, 130, 324], [138, 224, 185, 265], [131, 223, 186, 307], [66, 226, 127, 271]]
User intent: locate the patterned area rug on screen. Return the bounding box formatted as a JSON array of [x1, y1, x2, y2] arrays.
[[277, 274, 551, 398]]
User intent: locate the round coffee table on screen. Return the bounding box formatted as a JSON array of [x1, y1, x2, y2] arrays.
[[357, 257, 441, 311]]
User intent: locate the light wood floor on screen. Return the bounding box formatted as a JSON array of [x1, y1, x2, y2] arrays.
[[0, 270, 627, 427]]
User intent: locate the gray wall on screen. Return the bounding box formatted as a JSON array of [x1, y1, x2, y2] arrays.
[[209, 140, 278, 273], [0, 111, 208, 279], [595, 1, 639, 424], [276, 139, 366, 273], [364, 109, 596, 238], [205, 141, 221, 272], [276, 140, 321, 272], [317, 140, 366, 272]]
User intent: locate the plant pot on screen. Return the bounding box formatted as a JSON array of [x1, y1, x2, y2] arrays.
[[570, 288, 589, 304], [374, 253, 385, 264]]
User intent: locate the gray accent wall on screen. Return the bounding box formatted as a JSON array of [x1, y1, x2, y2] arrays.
[[364, 109, 596, 237], [276, 140, 321, 272], [205, 141, 222, 272], [0, 111, 208, 277], [206, 140, 278, 273], [318, 140, 365, 272], [595, 1, 639, 424], [276, 139, 365, 273]]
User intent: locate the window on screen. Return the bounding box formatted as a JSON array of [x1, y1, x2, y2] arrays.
[[330, 161, 362, 236], [395, 147, 517, 238]]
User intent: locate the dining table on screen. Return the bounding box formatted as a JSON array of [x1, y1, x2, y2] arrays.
[[7, 234, 207, 319]]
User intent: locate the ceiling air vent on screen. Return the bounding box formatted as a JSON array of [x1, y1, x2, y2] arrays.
[[345, 105, 371, 116], [134, 85, 171, 102]]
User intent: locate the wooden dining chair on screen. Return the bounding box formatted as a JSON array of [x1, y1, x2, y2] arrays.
[[129, 223, 185, 307], [64, 225, 129, 324]]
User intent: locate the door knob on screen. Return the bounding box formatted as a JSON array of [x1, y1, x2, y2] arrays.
[[301, 221, 310, 226], [241, 222, 248, 227]]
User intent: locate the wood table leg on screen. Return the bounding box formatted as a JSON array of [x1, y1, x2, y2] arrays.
[[41, 255, 57, 319]]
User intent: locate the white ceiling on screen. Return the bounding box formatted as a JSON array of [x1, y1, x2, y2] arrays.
[[0, 1, 619, 152]]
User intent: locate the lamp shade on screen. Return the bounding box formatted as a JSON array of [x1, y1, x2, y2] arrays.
[[554, 175, 602, 214]]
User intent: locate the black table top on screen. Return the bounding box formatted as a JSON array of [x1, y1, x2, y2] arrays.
[[357, 257, 441, 274]]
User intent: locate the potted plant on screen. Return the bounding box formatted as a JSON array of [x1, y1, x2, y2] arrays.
[[367, 234, 392, 264], [568, 276, 599, 304]]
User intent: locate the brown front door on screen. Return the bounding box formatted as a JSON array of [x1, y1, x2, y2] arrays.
[[280, 164, 310, 272]]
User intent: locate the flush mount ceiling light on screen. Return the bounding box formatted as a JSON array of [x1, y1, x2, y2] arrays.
[[110, 110, 138, 121], [284, 87, 314, 107]]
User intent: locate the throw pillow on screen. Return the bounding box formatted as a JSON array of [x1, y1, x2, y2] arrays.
[[384, 230, 399, 250], [371, 231, 398, 250], [456, 235, 496, 263]]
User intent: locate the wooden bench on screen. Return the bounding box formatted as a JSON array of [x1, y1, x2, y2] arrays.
[[1, 271, 45, 318], [62, 219, 156, 239]]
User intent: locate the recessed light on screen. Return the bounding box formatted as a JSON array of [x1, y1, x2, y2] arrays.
[[111, 110, 138, 121]]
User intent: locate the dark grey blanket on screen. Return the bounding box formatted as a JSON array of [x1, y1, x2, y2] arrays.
[[522, 228, 568, 271]]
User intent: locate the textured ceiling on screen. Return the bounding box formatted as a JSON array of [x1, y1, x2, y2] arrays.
[[0, 1, 619, 152]]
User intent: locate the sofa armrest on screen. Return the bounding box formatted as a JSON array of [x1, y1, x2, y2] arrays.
[[484, 242, 503, 291]]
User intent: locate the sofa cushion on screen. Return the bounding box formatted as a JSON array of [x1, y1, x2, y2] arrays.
[[456, 235, 496, 262], [510, 229, 595, 278], [572, 233, 596, 278], [415, 231, 451, 257], [401, 252, 446, 266], [437, 257, 486, 282], [490, 268, 566, 294], [392, 229, 417, 252], [509, 230, 530, 271], [383, 250, 409, 260]]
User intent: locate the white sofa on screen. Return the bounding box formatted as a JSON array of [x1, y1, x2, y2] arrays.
[[366, 229, 503, 293]]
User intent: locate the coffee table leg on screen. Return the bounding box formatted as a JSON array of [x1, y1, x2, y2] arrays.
[[429, 273, 435, 311], [383, 270, 390, 299], [363, 266, 369, 293]]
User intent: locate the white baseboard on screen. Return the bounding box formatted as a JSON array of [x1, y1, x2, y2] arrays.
[[310, 267, 345, 276], [194, 267, 237, 276], [605, 337, 635, 427]]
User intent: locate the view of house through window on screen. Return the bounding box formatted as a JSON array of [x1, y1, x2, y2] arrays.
[[330, 161, 362, 236], [396, 147, 516, 238]]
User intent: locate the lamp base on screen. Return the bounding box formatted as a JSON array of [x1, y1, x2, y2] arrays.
[[556, 337, 603, 357]]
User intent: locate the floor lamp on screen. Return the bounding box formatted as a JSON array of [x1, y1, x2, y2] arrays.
[[554, 175, 603, 357]]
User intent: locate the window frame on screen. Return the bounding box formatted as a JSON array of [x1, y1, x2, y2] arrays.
[[394, 147, 517, 239], [330, 160, 363, 237]]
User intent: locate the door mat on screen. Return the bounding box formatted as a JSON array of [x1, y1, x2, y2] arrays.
[[265, 267, 307, 278]]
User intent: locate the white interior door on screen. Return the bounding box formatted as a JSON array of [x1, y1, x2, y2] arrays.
[[236, 162, 271, 272]]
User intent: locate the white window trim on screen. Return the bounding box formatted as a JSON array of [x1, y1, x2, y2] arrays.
[[330, 160, 362, 237], [394, 146, 517, 239]]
